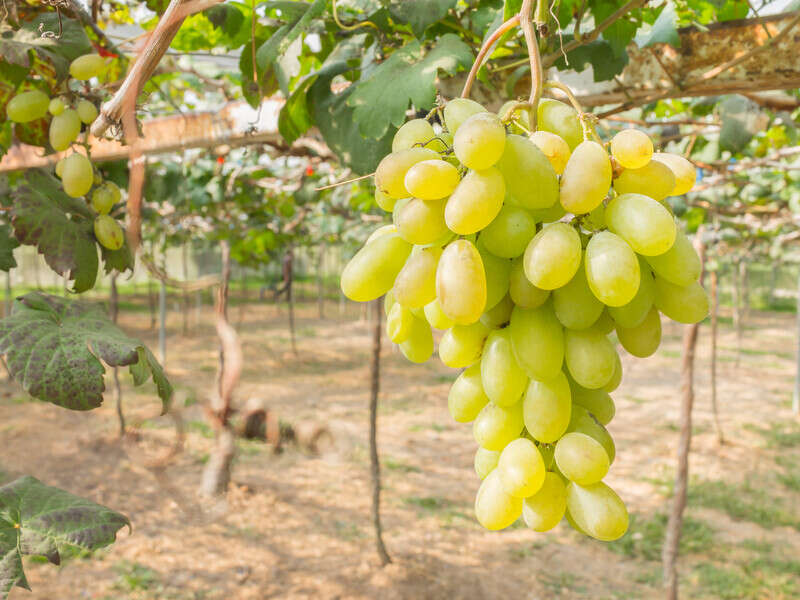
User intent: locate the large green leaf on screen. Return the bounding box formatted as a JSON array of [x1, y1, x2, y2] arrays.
[[0, 225, 18, 272], [640, 1, 680, 48], [719, 95, 766, 153], [0, 292, 172, 411], [0, 476, 129, 600], [553, 39, 628, 81], [346, 34, 472, 140], [388, 0, 458, 38], [590, 0, 640, 57]]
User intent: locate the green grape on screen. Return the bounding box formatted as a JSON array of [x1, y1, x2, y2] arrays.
[[473, 401, 524, 452], [475, 447, 500, 480], [93, 215, 124, 250], [76, 99, 98, 124], [605, 193, 676, 256], [529, 130, 571, 175], [384, 290, 396, 316], [585, 231, 641, 307], [617, 306, 662, 357], [443, 98, 487, 134], [423, 297, 454, 330], [6, 89, 49, 123], [474, 469, 523, 530], [48, 97, 66, 116], [436, 239, 486, 325], [392, 118, 436, 152], [603, 352, 622, 393], [613, 160, 676, 201], [479, 248, 511, 311], [393, 246, 441, 308], [523, 371, 571, 443], [386, 303, 414, 343], [568, 379, 615, 425], [453, 112, 506, 170], [654, 278, 709, 324], [537, 98, 582, 150], [538, 443, 555, 470], [55, 157, 66, 178], [439, 321, 489, 368], [449, 363, 489, 423], [49, 109, 81, 151], [645, 229, 701, 286], [522, 471, 567, 532], [497, 438, 546, 498], [341, 233, 412, 302], [608, 258, 655, 328], [592, 309, 615, 335], [395, 197, 449, 245], [508, 303, 564, 381], [568, 405, 615, 462], [524, 222, 582, 290], [496, 134, 559, 210], [480, 293, 513, 328], [480, 205, 536, 259], [69, 54, 105, 80], [583, 204, 606, 231], [651, 152, 696, 195], [560, 141, 612, 215], [404, 159, 460, 200], [409, 306, 426, 320], [565, 328, 617, 389], [91, 186, 114, 215], [61, 153, 94, 198], [375, 147, 440, 199], [398, 315, 433, 363], [93, 171, 102, 185], [530, 202, 566, 224], [481, 328, 529, 408], [103, 181, 121, 204], [509, 257, 550, 308], [555, 432, 610, 486], [444, 167, 505, 234], [374, 188, 397, 212], [610, 129, 653, 169], [565, 481, 629, 541], [365, 224, 397, 245], [553, 257, 604, 330]]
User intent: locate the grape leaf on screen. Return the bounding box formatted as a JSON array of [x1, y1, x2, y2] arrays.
[[388, 0, 458, 38], [255, 0, 325, 84], [0, 225, 19, 272], [0, 292, 172, 411], [640, 2, 680, 48], [554, 39, 629, 81], [591, 0, 640, 57], [0, 476, 129, 600], [346, 34, 473, 140], [719, 95, 766, 152]]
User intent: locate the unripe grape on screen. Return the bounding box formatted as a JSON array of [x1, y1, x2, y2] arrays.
[[522, 471, 567, 532], [523, 222, 582, 290], [523, 371, 571, 443], [651, 152, 697, 195], [439, 321, 489, 368], [583, 203, 606, 231], [654, 278, 709, 324], [399, 315, 434, 363], [480, 294, 513, 329], [552, 257, 604, 330], [509, 257, 549, 309], [340, 233, 412, 301], [474, 469, 523, 530], [603, 352, 622, 393], [529, 130, 571, 174], [6, 89, 49, 123], [564, 328, 617, 389], [613, 160, 676, 201], [555, 432, 610, 485], [608, 257, 655, 328], [645, 228, 701, 286], [436, 239, 486, 325], [61, 153, 94, 197], [560, 141, 612, 215], [592, 309, 615, 335], [497, 438, 546, 498], [69, 54, 106, 80], [374, 187, 396, 212], [568, 405, 615, 463], [48, 97, 66, 116], [584, 231, 641, 307], [481, 328, 529, 407], [55, 157, 66, 178], [496, 134, 558, 210], [453, 112, 506, 170], [568, 378, 615, 425], [605, 192, 676, 256], [423, 297, 453, 330], [508, 303, 564, 381], [104, 181, 122, 205], [94, 215, 124, 250], [475, 447, 500, 480], [394, 197, 449, 245], [537, 98, 582, 150], [616, 306, 662, 357], [392, 118, 435, 152], [479, 247, 511, 311], [610, 129, 653, 169], [449, 363, 489, 422], [76, 99, 98, 124], [480, 205, 536, 259], [565, 481, 629, 541], [91, 186, 115, 215], [393, 246, 441, 308], [365, 224, 397, 245], [473, 402, 524, 451], [49, 109, 81, 151], [375, 147, 439, 198], [530, 201, 566, 224], [93, 170, 102, 185], [403, 159, 460, 200], [443, 98, 487, 134], [444, 167, 505, 235]]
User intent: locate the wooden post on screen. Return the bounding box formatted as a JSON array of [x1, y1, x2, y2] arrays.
[[709, 269, 724, 443], [159, 279, 167, 365], [110, 273, 125, 437]]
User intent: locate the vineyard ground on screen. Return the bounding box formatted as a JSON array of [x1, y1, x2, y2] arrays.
[[1, 295, 799, 600]]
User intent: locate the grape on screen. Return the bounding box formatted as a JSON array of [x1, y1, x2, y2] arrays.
[[473, 401, 524, 451], [480, 205, 536, 258], [104, 181, 121, 204], [453, 112, 506, 170], [603, 352, 622, 393], [392, 118, 436, 152], [55, 157, 66, 178], [592, 309, 615, 335], [61, 153, 94, 198], [537, 98, 583, 150], [386, 303, 415, 343], [509, 257, 549, 308], [496, 134, 559, 210], [564, 328, 617, 389], [529, 130, 571, 175], [608, 257, 655, 328], [341, 233, 412, 302], [91, 186, 114, 215], [423, 297, 454, 330], [49, 109, 81, 151], [395, 197, 450, 245], [555, 432, 610, 485], [568, 405, 615, 462], [439, 321, 489, 368], [523, 371, 571, 443], [613, 160, 676, 201], [375, 188, 397, 212], [76, 99, 98, 124], [508, 303, 564, 381], [474, 469, 523, 530], [497, 438, 546, 498], [48, 97, 66, 116], [436, 239, 487, 325], [584, 231, 641, 307], [653, 278, 709, 324], [443, 98, 487, 134], [610, 129, 653, 169], [393, 246, 441, 308], [616, 306, 662, 357], [399, 316, 434, 363], [475, 447, 500, 480], [69, 54, 106, 80], [583, 204, 606, 231], [565, 481, 629, 541], [93, 215, 124, 250], [560, 141, 612, 215], [444, 167, 505, 234], [5, 89, 49, 123], [449, 363, 489, 423], [365, 224, 398, 245], [375, 147, 439, 198], [523, 222, 582, 290], [384, 290, 396, 315], [479, 247, 511, 311], [651, 152, 696, 195], [530, 202, 566, 224], [568, 379, 615, 425], [605, 193, 677, 256], [481, 328, 529, 407], [522, 471, 567, 532], [645, 229, 701, 286], [552, 257, 604, 330], [538, 443, 555, 470], [404, 159, 460, 200], [480, 293, 513, 329]]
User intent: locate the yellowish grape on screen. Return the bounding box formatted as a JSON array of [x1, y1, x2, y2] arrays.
[[453, 112, 506, 170], [608, 257, 655, 328], [496, 134, 559, 210], [423, 297, 454, 330], [497, 438, 546, 498], [393, 246, 441, 308], [436, 239, 487, 325], [399, 315, 434, 363], [603, 352, 622, 393], [613, 160, 676, 201], [529, 130, 571, 175], [610, 129, 653, 169], [565, 481, 629, 541], [49, 109, 81, 151], [449, 363, 489, 423], [61, 153, 94, 198], [395, 197, 449, 245], [537, 98, 583, 149], [69, 54, 105, 80], [404, 159, 460, 200], [94, 215, 124, 250], [509, 257, 549, 309], [91, 186, 114, 215], [480, 205, 537, 259], [530, 202, 566, 224], [341, 233, 412, 301], [564, 328, 617, 389], [552, 257, 604, 330], [560, 141, 612, 215], [386, 303, 414, 343], [479, 247, 511, 311], [654, 278, 709, 324], [585, 231, 641, 307], [48, 97, 65, 116], [365, 224, 397, 245], [375, 147, 439, 198], [443, 98, 487, 134], [592, 309, 615, 335], [473, 401, 524, 451], [605, 193, 676, 256], [481, 328, 529, 407], [480, 293, 513, 329], [523, 371, 571, 443], [374, 187, 397, 212], [555, 432, 610, 486], [522, 471, 567, 532], [392, 118, 435, 152], [508, 303, 564, 381], [645, 228, 701, 286], [651, 152, 696, 195], [474, 469, 522, 530], [475, 447, 500, 480], [6, 89, 49, 123], [617, 306, 661, 357], [439, 321, 489, 368], [568, 405, 615, 462], [444, 167, 505, 235], [569, 380, 615, 425], [76, 99, 98, 124], [523, 222, 582, 290]]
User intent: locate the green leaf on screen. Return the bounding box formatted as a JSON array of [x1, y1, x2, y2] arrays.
[[719, 95, 766, 153], [346, 34, 472, 140], [388, 0, 458, 38], [591, 0, 640, 57], [0, 225, 18, 272], [554, 39, 629, 81], [0, 292, 172, 412], [641, 2, 680, 48], [503, 0, 522, 21], [256, 0, 326, 84], [0, 476, 129, 599], [99, 243, 134, 275]]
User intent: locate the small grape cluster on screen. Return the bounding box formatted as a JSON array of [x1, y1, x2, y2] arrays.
[[341, 95, 708, 541], [5, 54, 125, 251]]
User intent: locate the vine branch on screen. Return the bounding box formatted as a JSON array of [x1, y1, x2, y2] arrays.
[[461, 14, 521, 98]]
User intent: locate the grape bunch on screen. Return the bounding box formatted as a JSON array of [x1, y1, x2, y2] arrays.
[[340, 95, 707, 541], [5, 54, 124, 251]]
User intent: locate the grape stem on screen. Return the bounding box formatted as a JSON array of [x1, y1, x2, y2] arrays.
[[544, 81, 602, 143], [519, 0, 543, 127], [460, 14, 521, 99]]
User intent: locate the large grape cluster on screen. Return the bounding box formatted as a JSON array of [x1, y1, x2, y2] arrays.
[[5, 54, 124, 251], [342, 96, 706, 541]]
